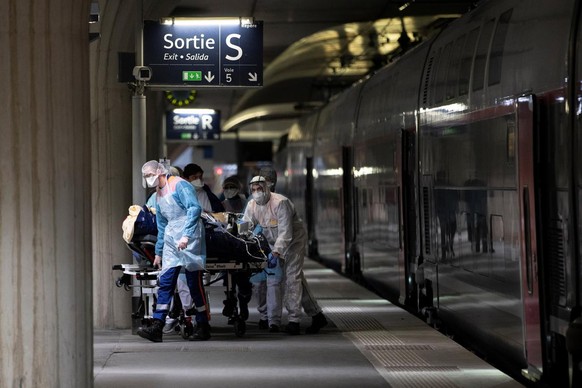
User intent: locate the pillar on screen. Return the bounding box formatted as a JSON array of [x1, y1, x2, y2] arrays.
[[90, 0, 167, 330], [0, 0, 92, 386]]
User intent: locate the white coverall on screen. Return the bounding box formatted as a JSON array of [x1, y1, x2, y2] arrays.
[[244, 190, 321, 324]]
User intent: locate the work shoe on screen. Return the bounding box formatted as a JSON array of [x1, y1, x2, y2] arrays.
[[180, 317, 194, 339], [305, 312, 328, 334], [162, 317, 178, 334], [189, 322, 211, 341], [137, 319, 164, 342], [269, 324, 280, 333], [285, 322, 301, 335], [258, 319, 269, 330]]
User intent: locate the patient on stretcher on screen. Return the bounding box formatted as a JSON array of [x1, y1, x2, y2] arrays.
[[126, 209, 270, 266], [203, 212, 271, 262], [122, 204, 158, 266], [127, 234, 157, 266]]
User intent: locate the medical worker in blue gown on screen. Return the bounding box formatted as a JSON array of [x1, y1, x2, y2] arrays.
[[137, 160, 211, 342]]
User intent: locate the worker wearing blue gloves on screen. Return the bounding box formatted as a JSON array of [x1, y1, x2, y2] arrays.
[[244, 175, 326, 335], [267, 252, 278, 268], [137, 160, 211, 342]]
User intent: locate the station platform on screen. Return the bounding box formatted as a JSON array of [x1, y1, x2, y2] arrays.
[[94, 257, 524, 387]]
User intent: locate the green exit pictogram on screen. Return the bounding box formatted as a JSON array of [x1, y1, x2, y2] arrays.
[[182, 71, 202, 81]]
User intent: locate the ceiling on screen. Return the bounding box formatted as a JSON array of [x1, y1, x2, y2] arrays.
[[141, 0, 480, 145]]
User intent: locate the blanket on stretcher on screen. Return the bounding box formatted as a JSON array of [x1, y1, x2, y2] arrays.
[[127, 209, 270, 264]]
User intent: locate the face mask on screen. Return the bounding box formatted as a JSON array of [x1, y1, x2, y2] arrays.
[[252, 191, 266, 205], [224, 189, 238, 199], [145, 175, 159, 188], [191, 179, 204, 189]]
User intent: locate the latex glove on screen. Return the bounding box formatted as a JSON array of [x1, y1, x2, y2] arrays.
[[267, 253, 278, 268], [153, 255, 162, 269], [177, 236, 189, 250]]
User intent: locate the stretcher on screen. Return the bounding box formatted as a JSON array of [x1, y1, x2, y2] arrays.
[[113, 219, 269, 338]]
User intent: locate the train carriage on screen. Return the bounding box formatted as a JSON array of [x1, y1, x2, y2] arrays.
[[283, 0, 582, 385]]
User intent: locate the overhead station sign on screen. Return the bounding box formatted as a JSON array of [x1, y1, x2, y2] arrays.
[[166, 109, 221, 141], [143, 19, 263, 87]]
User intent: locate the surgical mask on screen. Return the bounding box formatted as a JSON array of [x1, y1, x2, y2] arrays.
[[145, 175, 159, 188], [252, 191, 266, 205], [224, 188, 238, 199], [191, 179, 204, 189]]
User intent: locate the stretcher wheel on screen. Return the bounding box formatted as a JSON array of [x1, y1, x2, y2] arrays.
[[181, 321, 194, 339], [234, 319, 246, 337]]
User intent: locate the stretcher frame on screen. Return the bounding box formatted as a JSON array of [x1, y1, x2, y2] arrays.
[[112, 251, 267, 337]]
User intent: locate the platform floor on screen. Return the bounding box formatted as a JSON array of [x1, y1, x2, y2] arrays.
[[94, 258, 524, 387]]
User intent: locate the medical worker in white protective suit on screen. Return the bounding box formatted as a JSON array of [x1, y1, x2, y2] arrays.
[[244, 175, 327, 335], [137, 160, 211, 342]]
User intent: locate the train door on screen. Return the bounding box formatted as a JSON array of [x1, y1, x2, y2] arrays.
[[567, 3, 582, 384], [341, 146, 359, 276], [419, 172, 438, 312], [517, 94, 543, 379], [305, 157, 317, 257], [397, 129, 417, 307], [573, 0, 582, 315], [312, 142, 345, 271]]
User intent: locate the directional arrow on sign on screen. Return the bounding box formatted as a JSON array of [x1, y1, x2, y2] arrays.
[[144, 21, 263, 87], [205, 72, 215, 83]]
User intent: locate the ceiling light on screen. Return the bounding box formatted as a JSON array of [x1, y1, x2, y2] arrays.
[[89, 2, 100, 24], [399, 2, 412, 12], [160, 17, 254, 26], [173, 108, 217, 114]]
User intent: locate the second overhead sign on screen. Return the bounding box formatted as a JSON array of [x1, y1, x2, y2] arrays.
[[143, 18, 263, 87]]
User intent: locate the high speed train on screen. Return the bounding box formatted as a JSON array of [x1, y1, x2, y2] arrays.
[[274, 0, 582, 386]]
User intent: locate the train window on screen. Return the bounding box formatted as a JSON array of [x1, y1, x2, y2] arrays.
[[458, 27, 480, 96], [489, 9, 513, 86], [472, 19, 495, 92], [446, 34, 466, 100], [435, 42, 453, 104]]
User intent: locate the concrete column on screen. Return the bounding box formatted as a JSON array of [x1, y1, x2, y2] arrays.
[[90, 0, 135, 329], [0, 0, 92, 387], [91, 0, 167, 330]]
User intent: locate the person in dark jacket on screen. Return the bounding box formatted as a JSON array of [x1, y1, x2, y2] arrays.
[[183, 163, 225, 213], [218, 175, 252, 321]]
